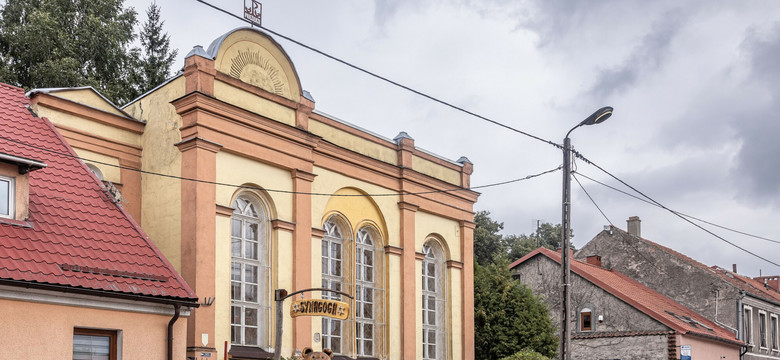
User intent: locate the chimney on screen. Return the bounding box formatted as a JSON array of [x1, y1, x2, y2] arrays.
[[627, 216, 641, 237], [586, 255, 602, 267], [732, 264, 738, 273]]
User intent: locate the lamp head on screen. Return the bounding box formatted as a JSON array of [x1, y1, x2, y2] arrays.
[[580, 106, 613, 126]]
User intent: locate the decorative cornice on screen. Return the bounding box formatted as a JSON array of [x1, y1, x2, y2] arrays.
[[271, 219, 296, 232], [292, 168, 317, 182], [459, 220, 477, 230], [174, 136, 223, 153], [216, 204, 234, 217], [311, 228, 326, 239], [384, 245, 403, 256], [415, 252, 426, 261], [447, 260, 464, 269], [398, 201, 419, 212]]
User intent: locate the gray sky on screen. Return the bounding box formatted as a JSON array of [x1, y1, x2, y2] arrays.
[[127, 0, 780, 277]]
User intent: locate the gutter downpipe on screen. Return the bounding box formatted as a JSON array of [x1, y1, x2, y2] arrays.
[[168, 304, 181, 360], [738, 290, 746, 360]]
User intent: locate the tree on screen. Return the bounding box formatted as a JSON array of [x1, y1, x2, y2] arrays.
[[499, 349, 552, 360], [474, 259, 558, 359], [138, 1, 177, 93], [0, 0, 176, 105], [474, 210, 506, 265], [506, 223, 572, 262]]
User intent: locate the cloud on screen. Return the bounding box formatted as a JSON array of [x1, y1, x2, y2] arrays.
[[589, 9, 685, 97], [733, 23, 780, 203]]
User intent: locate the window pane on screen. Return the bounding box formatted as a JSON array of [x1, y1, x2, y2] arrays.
[[245, 240, 258, 260], [231, 237, 241, 257], [365, 250, 373, 266], [428, 309, 436, 326], [245, 265, 258, 284], [232, 326, 240, 344], [245, 284, 258, 303], [332, 259, 341, 277], [73, 334, 110, 360], [332, 320, 341, 336], [246, 307, 258, 326], [232, 219, 241, 237], [245, 327, 258, 345], [365, 287, 373, 302], [232, 306, 241, 324], [365, 303, 373, 319], [427, 278, 435, 293], [231, 263, 241, 281], [331, 243, 341, 260], [247, 223, 258, 241], [231, 281, 241, 301]]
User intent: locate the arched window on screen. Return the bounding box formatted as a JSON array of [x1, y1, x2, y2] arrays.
[[231, 195, 270, 348], [421, 241, 446, 360], [355, 226, 385, 357], [322, 218, 348, 354]]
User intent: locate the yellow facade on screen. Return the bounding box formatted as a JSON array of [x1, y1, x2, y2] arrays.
[[36, 27, 478, 360]]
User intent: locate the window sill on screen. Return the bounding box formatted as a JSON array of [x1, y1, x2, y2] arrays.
[[228, 345, 274, 360], [0, 217, 32, 228]]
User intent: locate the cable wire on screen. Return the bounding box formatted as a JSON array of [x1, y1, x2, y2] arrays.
[[572, 173, 612, 226], [190, 0, 562, 150], [572, 150, 780, 268], [573, 171, 780, 245], [0, 135, 559, 197]]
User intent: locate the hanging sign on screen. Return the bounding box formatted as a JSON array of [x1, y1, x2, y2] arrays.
[[243, 0, 262, 26], [290, 299, 349, 320]]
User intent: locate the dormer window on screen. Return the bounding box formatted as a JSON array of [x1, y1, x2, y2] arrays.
[[0, 152, 46, 222], [0, 175, 14, 218]]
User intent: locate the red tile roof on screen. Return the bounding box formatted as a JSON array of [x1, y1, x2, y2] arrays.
[[0, 83, 197, 303], [510, 247, 742, 346]]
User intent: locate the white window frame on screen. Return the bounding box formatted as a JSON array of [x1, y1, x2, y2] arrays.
[[230, 195, 271, 349], [355, 226, 379, 357], [0, 175, 14, 219], [322, 218, 348, 355], [760, 310, 769, 349], [745, 306, 754, 346], [421, 241, 446, 360], [771, 314, 779, 351]]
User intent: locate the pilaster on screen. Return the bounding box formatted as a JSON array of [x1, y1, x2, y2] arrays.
[[292, 168, 316, 350], [399, 200, 419, 358], [460, 220, 476, 360], [176, 136, 222, 358]]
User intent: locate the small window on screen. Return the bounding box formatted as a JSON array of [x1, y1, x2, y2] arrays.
[[73, 328, 117, 360], [580, 308, 593, 331], [0, 176, 14, 219], [86, 163, 104, 181], [771, 314, 778, 351], [745, 307, 754, 345], [760, 311, 768, 349]]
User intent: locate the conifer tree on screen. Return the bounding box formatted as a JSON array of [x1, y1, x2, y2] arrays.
[[138, 1, 178, 92]]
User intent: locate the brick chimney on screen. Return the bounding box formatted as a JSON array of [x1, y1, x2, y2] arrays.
[[627, 216, 641, 237], [586, 255, 602, 267]]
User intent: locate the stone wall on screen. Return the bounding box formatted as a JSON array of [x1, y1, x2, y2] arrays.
[[572, 334, 669, 360], [513, 253, 669, 358], [575, 229, 740, 332]]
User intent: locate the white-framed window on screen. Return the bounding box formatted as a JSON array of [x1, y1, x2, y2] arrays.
[[745, 306, 754, 345], [231, 195, 271, 348], [771, 314, 778, 351], [422, 241, 446, 360], [760, 310, 768, 349], [0, 175, 14, 219], [355, 226, 385, 357], [322, 218, 348, 355], [579, 307, 593, 331]]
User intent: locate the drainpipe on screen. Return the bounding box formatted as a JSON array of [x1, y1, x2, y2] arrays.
[[168, 304, 181, 360], [738, 291, 746, 360]]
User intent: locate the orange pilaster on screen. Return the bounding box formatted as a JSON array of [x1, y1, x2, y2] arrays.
[[460, 220, 476, 360], [399, 201, 419, 358], [292, 168, 316, 349], [177, 136, 222, 357]]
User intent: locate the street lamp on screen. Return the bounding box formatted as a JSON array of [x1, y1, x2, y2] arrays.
[[560, 106, 613, 360]]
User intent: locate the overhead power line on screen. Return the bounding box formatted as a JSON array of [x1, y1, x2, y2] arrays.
[[572, 150, 780, 268], [573, 171, 780, 245], [0, 135, 559, 197], [190, 0, 562, 150]]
